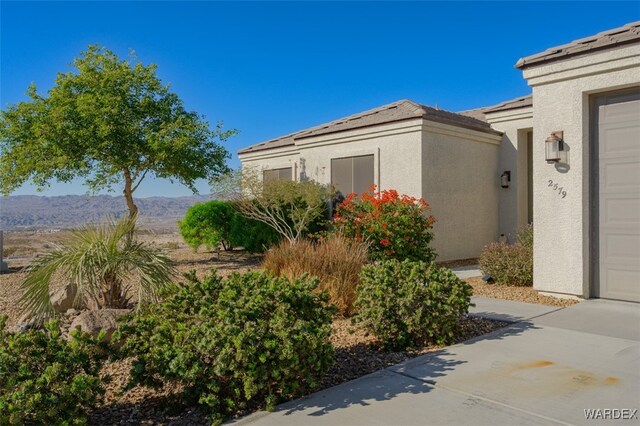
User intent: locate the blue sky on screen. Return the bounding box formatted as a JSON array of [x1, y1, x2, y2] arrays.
[[2, 1, 639, 197]]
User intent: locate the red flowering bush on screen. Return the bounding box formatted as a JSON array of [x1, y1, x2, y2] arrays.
[[333, 186, 437, 262]]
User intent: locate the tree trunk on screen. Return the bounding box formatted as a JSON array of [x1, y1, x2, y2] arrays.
[[123, 169, 139, 218]]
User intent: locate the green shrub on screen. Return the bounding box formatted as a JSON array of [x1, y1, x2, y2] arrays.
[[117, 270, 335, 423], [516, 223, 533, 250], [333, 186, 436, 263], [179, 201, 236, 251], [354, 260, 473, 350], [0, 317, 109, 425], [263, 234, 369, 316], [479, 225, 533, 286], [179, 200, 281, 253], [479, 243, 533, 286], [228, 171, 333, 243], [229, 213, 281, 253]]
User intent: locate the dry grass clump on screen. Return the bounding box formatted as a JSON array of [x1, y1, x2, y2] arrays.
[[263, 235, 368, 316]]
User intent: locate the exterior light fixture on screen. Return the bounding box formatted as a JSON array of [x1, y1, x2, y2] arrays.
[[500, 171, 511, 188], [545, 131, 564, 163]]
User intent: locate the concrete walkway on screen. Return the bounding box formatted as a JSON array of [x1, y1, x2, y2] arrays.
[[451, 264, 482, 280], [232, 299, 640, 426]]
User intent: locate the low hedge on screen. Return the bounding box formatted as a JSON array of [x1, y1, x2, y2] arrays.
[[0, 317, 109, 425], [479, 225, 533, 286], [117, 270, 335, 424], [353, 260, 473, 350]]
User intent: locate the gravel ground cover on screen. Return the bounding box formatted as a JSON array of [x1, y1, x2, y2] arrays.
[[466, 277, 579, 307]]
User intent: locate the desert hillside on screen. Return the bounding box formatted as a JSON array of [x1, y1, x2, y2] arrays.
[[0, 194, 210, 230]]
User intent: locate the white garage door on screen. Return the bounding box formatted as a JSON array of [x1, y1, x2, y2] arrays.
[[594, 89, 640, 302]]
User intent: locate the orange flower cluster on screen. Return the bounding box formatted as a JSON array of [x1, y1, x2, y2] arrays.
[[333, 185, 437, 263]]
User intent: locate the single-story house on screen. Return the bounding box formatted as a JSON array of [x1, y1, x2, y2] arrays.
[[239, 21, 640, 302]]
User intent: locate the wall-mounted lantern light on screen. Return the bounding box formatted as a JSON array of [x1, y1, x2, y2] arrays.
[[545, 131, 564, 163], [500, 171, 511, 188]]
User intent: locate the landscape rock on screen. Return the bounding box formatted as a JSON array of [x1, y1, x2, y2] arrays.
[[68, 309, 130, 342], [50, 283, 80, 313], [8, 320, 37, 334]]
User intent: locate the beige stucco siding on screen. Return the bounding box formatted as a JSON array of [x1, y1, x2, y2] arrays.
[[421, 122, 501, 260], [523, 44, 640, 298], [486, 108, 533, 241], [238, 145, 301, 180], [295, 119, 424, 196]]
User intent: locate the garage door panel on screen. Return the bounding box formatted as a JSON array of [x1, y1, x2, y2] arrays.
[[600, 126, 640, 155], [602, 233, 640, 260], [595, 91, 640, 303], [602, 161, 640, 189], [602, 197, 640, 225], [600, 98, 640, 122], [602, 268, 640, 302]]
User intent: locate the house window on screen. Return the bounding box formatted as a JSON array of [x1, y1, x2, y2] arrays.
[[263, 167, 292, 183], [331, 154, 374, 196]]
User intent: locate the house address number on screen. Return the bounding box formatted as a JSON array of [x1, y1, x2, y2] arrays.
[[548, 180, 567, 198]]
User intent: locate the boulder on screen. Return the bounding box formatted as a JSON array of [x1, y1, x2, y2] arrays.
[[68, 309, 130, 342], [50, 283, 81, 313]]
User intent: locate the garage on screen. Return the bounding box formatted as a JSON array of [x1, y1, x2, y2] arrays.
[[593, 89, 640, 302]]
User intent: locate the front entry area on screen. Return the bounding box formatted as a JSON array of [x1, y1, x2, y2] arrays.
[[592, 88, 640, 302]]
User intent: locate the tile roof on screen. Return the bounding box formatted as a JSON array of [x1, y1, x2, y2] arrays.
[[516, 21, 640, 69], [458, 95, 533, 121], [457, 107, 488, 122], [238, 99, 500, 154], [483, 95, 533, 114]]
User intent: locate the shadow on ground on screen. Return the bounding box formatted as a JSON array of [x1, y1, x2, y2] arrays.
[[272, 320, 538, 419]]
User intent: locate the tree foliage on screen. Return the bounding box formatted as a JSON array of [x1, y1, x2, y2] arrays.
[[0, 44, 234, 216]]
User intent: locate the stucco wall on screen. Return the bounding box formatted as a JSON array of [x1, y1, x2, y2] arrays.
[[421, 122, 501, 260], [237, 145, 301, 182], [486, 108, 533, 242], [295, 119, 424, 196], [522, 44, 640, 297]]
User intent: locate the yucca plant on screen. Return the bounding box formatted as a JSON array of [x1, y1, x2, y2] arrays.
[[20, 216, 176, 323]]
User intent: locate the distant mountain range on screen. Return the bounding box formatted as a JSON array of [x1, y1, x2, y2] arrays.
[[0, 194, 211, 230]]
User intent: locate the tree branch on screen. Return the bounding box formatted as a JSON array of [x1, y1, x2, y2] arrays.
[[131, 169, 148, 193]]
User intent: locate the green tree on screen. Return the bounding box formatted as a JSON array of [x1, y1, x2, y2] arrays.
[[0, 45, 234, 216]]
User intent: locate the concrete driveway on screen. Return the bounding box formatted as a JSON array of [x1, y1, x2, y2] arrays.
[[233, 298, 640, 425]]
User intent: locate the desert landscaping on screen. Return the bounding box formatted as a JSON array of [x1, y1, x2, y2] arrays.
[[1, 224, 513, 424], [2, 6, 637, 425]]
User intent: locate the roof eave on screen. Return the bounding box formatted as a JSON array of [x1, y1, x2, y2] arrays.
[[515, 38, 640, 70]]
